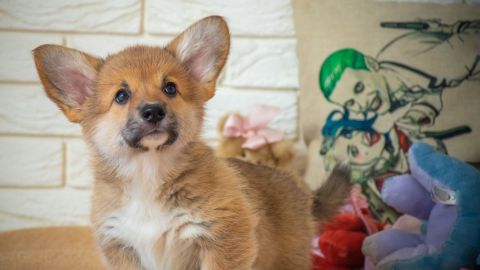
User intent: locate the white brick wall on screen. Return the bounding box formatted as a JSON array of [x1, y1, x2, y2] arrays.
[[0, 0, 474, 231]]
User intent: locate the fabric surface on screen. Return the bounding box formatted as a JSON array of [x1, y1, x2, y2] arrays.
[[0, 226, 104, 270], [292, 0, 480, 223]]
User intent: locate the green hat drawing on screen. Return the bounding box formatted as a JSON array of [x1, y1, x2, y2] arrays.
[[319, 48, 368, 100]]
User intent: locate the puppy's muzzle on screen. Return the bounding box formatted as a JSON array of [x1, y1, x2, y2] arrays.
[[121, 103, 178, 151]]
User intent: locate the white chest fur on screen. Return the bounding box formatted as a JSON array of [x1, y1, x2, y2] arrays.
[[100, 191, 209, 270], [96, 147, 209, 269]]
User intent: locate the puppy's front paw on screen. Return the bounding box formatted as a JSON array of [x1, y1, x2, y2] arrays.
[[99, 213, 125, 246], [103, 214, 121, 230]]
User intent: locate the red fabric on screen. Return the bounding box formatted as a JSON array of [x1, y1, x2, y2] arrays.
[[394, 125, 410, 153], [319, 230, 367, 267], [311, 187, 386, 270], [312, 212, 385, 269], [312, 252, 350, 270]]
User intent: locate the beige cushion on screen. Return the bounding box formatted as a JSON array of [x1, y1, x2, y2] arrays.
[[292, 0, 480, 223], [0, 226, 104, 270]]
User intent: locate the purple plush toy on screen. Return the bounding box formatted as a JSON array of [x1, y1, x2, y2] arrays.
[[362, 143, 480, 270]]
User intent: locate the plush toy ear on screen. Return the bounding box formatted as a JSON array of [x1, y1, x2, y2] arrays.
[[33, 45, 103, 122], [166, 16, 230, 100]]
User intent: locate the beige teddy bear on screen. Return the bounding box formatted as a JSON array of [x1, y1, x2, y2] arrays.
[[216, 112, 295, 169]]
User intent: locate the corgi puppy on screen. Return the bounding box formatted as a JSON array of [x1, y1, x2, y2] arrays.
[[33, 16, 350, 270]]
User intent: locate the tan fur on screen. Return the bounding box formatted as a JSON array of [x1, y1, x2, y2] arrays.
[[33, 16, 350, 270], [216, 114, 245, 159]]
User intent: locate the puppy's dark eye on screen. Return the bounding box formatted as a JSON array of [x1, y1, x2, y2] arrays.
[[115, 89, 130, 104], [163, 82, 177, 97]]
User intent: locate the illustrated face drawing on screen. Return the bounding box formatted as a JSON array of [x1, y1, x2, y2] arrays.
[[334, 130, 386, 167], [330, 68, 391, 115]]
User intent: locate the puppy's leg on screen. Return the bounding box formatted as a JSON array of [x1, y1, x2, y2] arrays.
[[201, 247, 256, 270], [200, 215, 257, 270], [100, 243, 140, 270]]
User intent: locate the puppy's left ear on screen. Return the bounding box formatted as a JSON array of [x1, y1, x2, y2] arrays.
[[166, 16, 230, 100]]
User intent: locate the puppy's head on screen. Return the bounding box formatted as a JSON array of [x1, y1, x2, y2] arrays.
[[33, 16, 229, 161]]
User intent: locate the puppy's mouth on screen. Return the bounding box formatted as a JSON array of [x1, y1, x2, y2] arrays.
[[121, 119, 178, 151]]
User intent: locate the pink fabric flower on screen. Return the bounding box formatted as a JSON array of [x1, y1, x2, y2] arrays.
[[223, 104, 285, 150]]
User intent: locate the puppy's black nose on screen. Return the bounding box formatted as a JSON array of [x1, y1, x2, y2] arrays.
[[141, 104, 165, 124]]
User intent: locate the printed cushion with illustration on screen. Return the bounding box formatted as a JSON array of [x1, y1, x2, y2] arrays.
[[292, 0, 480, 223]]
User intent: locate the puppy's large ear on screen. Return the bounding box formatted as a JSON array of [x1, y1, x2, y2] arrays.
[[33, 45, 103, 122], [166, 16, 230, 100]]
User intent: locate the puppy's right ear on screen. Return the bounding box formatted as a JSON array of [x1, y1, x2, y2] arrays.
[[33, 45, 103, 122]]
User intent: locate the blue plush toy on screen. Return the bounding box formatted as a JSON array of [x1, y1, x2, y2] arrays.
[[362, 143, 480, 270]]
